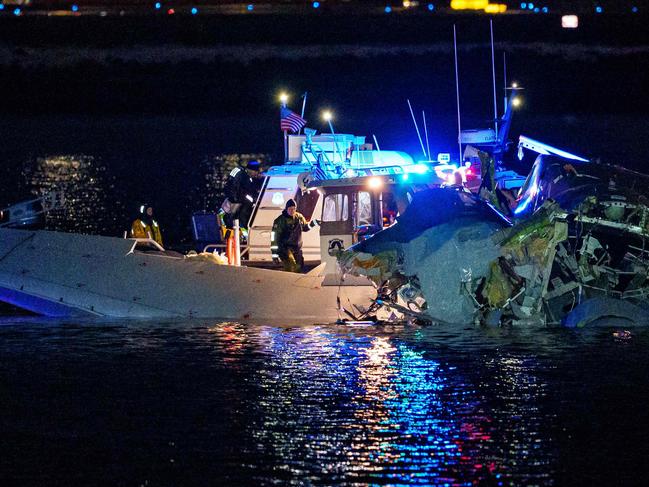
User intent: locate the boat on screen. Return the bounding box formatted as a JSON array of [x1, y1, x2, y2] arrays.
[[0, 125, 447, 321]]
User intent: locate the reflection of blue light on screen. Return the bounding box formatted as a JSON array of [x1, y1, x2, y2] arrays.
[[313, 1, 320, 8], [595, 6, 602, 13], [514, 180, 538, 215], [385, 6, 392, 13], [514, 195, 533, 215], [191, 7, 198, 14], [71, 4, 78, 12], [520, 2, 526, 8], [13, 7, 20, 15], [528, 3, 534, 9], [402, 173, 410, 182], [0, 285, 79, 317], [632, 6, 638, 13], [0, 4, 5, 11], [542, 6, 548, 13], [247, 4, 254, 11], [154, 2, 161, 9], [428, 3, 435, 11], [534, 7, 539, 12]]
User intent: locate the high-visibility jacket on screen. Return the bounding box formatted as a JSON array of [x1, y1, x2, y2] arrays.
[[131, 218, 163, 247]]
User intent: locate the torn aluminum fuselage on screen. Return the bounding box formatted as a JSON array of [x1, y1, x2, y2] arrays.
[[338, 158, 649, 327], [480, 157, 649, 326], [337, 187, 510, 324]]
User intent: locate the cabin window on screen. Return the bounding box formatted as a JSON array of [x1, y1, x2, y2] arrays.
[[295, 189, 319, 221], [381, 192, 398, 226], [322, 193, 349, 222], [355, 191, 372, 227]]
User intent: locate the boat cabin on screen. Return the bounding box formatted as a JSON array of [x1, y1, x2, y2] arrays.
[[309, 171, 445, 283], [246, 132, 423, 263]]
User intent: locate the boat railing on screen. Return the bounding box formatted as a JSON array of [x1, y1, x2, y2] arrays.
[[128, 237, 166, 252], [202, 243, 250, 259], [302, 142, 348, 179]]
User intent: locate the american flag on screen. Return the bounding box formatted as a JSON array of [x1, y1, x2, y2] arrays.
[[280, 106, 307, 133]]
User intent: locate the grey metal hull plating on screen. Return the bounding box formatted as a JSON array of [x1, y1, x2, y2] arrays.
[[0, 228, 375, 324]]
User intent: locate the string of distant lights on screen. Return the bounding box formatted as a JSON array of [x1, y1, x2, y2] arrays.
[[0, 2, 642, 17]]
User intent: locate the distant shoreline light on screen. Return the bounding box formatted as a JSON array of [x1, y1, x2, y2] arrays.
[[562, 14, 579, 28]]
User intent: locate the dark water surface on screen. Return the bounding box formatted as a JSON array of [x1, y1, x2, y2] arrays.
[[1, 319, 648, 485]]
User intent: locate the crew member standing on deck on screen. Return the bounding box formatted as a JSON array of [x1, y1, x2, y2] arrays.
[[131, 204, 164, 247], [271, 199, 316, 273], [219, 160, 264, 240]]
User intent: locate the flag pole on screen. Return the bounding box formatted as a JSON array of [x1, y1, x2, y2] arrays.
[[328, 120, 339, 163], [300, 92, 307, 135], [281, 99, 288, 162], [284, 130, 288, 162]]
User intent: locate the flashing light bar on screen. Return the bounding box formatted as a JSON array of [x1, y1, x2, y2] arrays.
[[404, 163, 430, 174]]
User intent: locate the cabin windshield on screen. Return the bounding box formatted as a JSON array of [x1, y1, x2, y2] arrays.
[[355, 191, 372, 227], [322, 194, 349, 222]]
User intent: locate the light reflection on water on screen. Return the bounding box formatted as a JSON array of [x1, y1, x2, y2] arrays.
[[4, 150, 270, 243], [1, 320, 648, 485]]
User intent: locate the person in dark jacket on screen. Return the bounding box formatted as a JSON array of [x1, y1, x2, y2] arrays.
[[220, 160, 263, 239], [271, 199, 315, 273]]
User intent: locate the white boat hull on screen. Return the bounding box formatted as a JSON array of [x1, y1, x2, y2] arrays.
[[0, 229, 375, 324]]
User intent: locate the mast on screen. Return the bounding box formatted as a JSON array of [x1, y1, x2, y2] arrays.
[[503, 52, 508, 113], [453, 25, 462, 163], [490, 19, 498, 139]]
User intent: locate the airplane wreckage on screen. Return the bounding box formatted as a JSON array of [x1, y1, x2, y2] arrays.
[[338, 137, 649, 327]]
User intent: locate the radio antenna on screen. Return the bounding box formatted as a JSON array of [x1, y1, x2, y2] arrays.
[[490, 19, 498, 139], [407, 99, 428, 158], [422, 111, 431, 161], [453, 24, 462, 163]]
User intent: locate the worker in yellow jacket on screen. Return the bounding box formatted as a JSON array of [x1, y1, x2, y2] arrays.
[[131, 204, 163, 247]]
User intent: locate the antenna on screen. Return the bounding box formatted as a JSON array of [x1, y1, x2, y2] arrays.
[[490, 19, 498, 139], [300, 92, 307, 119], [422, 111, 431, 161], [372, 134, 382, 164], [407, 99, 427, 158], [503, 52, 508, 113], [453, 25, 462, 163], [372, 134, 381, 152]]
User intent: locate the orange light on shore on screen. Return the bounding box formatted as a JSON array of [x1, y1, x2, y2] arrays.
[[484, 3, 507, 13], [451, 0, 488, 10]]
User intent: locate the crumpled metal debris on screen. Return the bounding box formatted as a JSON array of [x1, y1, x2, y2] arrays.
[[338, 159, 649, 327]]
